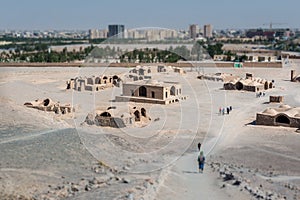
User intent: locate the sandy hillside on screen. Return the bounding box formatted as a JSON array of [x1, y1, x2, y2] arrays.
[[0, 63, 299, 199]]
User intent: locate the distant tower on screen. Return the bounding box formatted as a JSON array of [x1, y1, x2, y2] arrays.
[[89, 29, 99, 39], [108, 25, 125, 38], [204, 24, 213, 38], [189, 24, 198, 39]]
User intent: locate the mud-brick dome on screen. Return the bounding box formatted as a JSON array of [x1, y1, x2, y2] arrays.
[[279, 104, 292, 109], [262, 108, 277, 115]]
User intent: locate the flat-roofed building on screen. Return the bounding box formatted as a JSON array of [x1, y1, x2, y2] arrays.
[[108, 24, 125, 38], [116, 80, 187, 104], [204, 24, 213, 38], [256, 105, 300, 128], [189, 24, 198, 39]]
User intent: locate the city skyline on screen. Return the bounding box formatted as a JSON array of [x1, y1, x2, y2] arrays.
[[0, 0, 299, 30]]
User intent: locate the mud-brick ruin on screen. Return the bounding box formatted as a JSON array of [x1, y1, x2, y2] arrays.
[[66, 75, 121, 91], [84, 105, 151, 128], [291, 70, 300, 82], [24, 98, 73, 114], [126, 65, 179, 82], [269, 96, 284, 103], [197, 72, 238, 82], [115, 80, 187, 105], [224, 73, 274, 92], [256, 105, 300, 128]]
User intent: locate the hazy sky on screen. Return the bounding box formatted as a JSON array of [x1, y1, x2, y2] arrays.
[[0, 0, 299, 30]]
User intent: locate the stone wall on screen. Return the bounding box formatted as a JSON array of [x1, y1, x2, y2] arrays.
[[256, 113, 300, 128], [289, 117, 300, 128], [94, 116, 126, 128], [256, 114, 275, 126], [269, 96, 283, 103]]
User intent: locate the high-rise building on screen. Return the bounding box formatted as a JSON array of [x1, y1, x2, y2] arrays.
[[108, 25, 125, 38], [204, 24, 213, 38], [189, 24, 198, 39], [89, 29, 108, 39]]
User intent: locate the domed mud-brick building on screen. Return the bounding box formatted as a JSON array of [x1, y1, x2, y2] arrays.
[[256, 105, 300, 128]]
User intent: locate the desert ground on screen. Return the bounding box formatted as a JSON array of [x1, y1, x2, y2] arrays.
[[0, 62, 300, 200]]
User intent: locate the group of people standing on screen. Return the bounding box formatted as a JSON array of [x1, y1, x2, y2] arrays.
[[219, 106, 232, 115], [256, 91, 266, 98], [197, 143, 205, 173]]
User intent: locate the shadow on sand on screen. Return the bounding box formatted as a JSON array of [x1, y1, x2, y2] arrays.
[[182, 171, 199, 174], [245, 120, 256, 126]]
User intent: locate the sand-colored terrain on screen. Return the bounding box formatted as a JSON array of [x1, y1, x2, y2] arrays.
[[0, 63, 299, 199]]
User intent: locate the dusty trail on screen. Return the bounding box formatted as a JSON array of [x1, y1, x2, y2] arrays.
[[155, 151, 250, 200]]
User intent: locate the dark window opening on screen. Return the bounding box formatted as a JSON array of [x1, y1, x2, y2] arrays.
[[141, 108, 146, 117], [95, 77, 101, 84], [170, 86, 176, 96], [264, 82, 268, 90], [43, 99, 50, 106], [134, 110, 140, 121], [151, 91, 155, 98]]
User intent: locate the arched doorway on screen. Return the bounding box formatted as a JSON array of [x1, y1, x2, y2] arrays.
[[141, 108, 146, 117], [264, 82, 268, 90], [151, 91, 155, 98], [95, 77, 101, 84], [87, 78, 93, 85], [269, 82, 273, 89], [103, 76, 108, 84], [134, 110, 140, 121], [100, 112, 111, 117], [139, 86, 147, 97], [236, 82, 243, 90], [170, 86, 176, 96], [43, 99, 50, 106], [275, 115, 290, 125]]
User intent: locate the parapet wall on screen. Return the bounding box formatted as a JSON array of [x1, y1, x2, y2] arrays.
[[256, 113, 300, 128], [242, 62, 282, 68], [0, 62, 283, 68]]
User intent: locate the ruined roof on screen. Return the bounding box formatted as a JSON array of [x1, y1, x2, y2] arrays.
[[225, 76, 271, 87]]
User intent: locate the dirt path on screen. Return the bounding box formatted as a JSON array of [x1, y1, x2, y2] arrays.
[[155, 151, 250, 200]]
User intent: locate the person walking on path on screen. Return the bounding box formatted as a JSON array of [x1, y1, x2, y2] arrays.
[[227, 107, 230, 115], [219, 107, 222, 115], [197, 151, 205, 173], [197, 142, 201, 151], [222, 108, 225, 115]]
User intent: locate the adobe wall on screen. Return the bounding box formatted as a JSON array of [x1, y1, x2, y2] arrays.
[[270, 96, 283, 103], [243, 85, 258, 92], [289, 118, 300, 128], [115, 96, 167, 105], [243, 62, 282, 68], [94, 116, 126, 128], [0, 61, 283, 68], [122, 84, 164, 100], [224, 83, 236, 90], [256, 113, 300, 128], [256, 114, 275, 126]]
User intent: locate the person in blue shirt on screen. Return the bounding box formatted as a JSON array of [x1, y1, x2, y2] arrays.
[[197, 151, 205, 173]]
